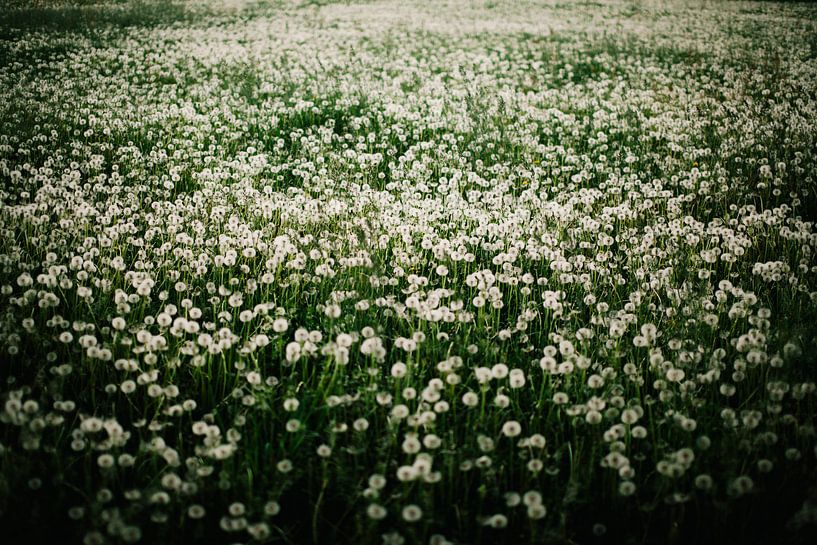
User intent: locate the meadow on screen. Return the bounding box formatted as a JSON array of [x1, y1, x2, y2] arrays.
[[1, 1, 817, 543]]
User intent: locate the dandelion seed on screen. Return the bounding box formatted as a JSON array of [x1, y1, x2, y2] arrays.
[[402, 504, 423, 522], [501, 420, 522, 437]]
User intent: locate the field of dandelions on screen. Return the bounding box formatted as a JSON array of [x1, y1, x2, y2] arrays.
[[1, 0, 817, 544]]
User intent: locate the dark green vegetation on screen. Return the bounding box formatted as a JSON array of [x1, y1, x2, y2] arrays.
[[1, 1, 817, 544]]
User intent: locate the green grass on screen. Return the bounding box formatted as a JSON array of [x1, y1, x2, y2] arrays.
[[1, 1, 817, 545]]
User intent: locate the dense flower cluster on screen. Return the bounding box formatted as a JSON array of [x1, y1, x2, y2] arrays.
[[1, 1, 817, 544]]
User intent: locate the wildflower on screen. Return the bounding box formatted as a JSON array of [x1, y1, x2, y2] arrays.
[[501, 420, 522, 437], [367, 504, 387, 520], [402, 504, 423, 522]]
